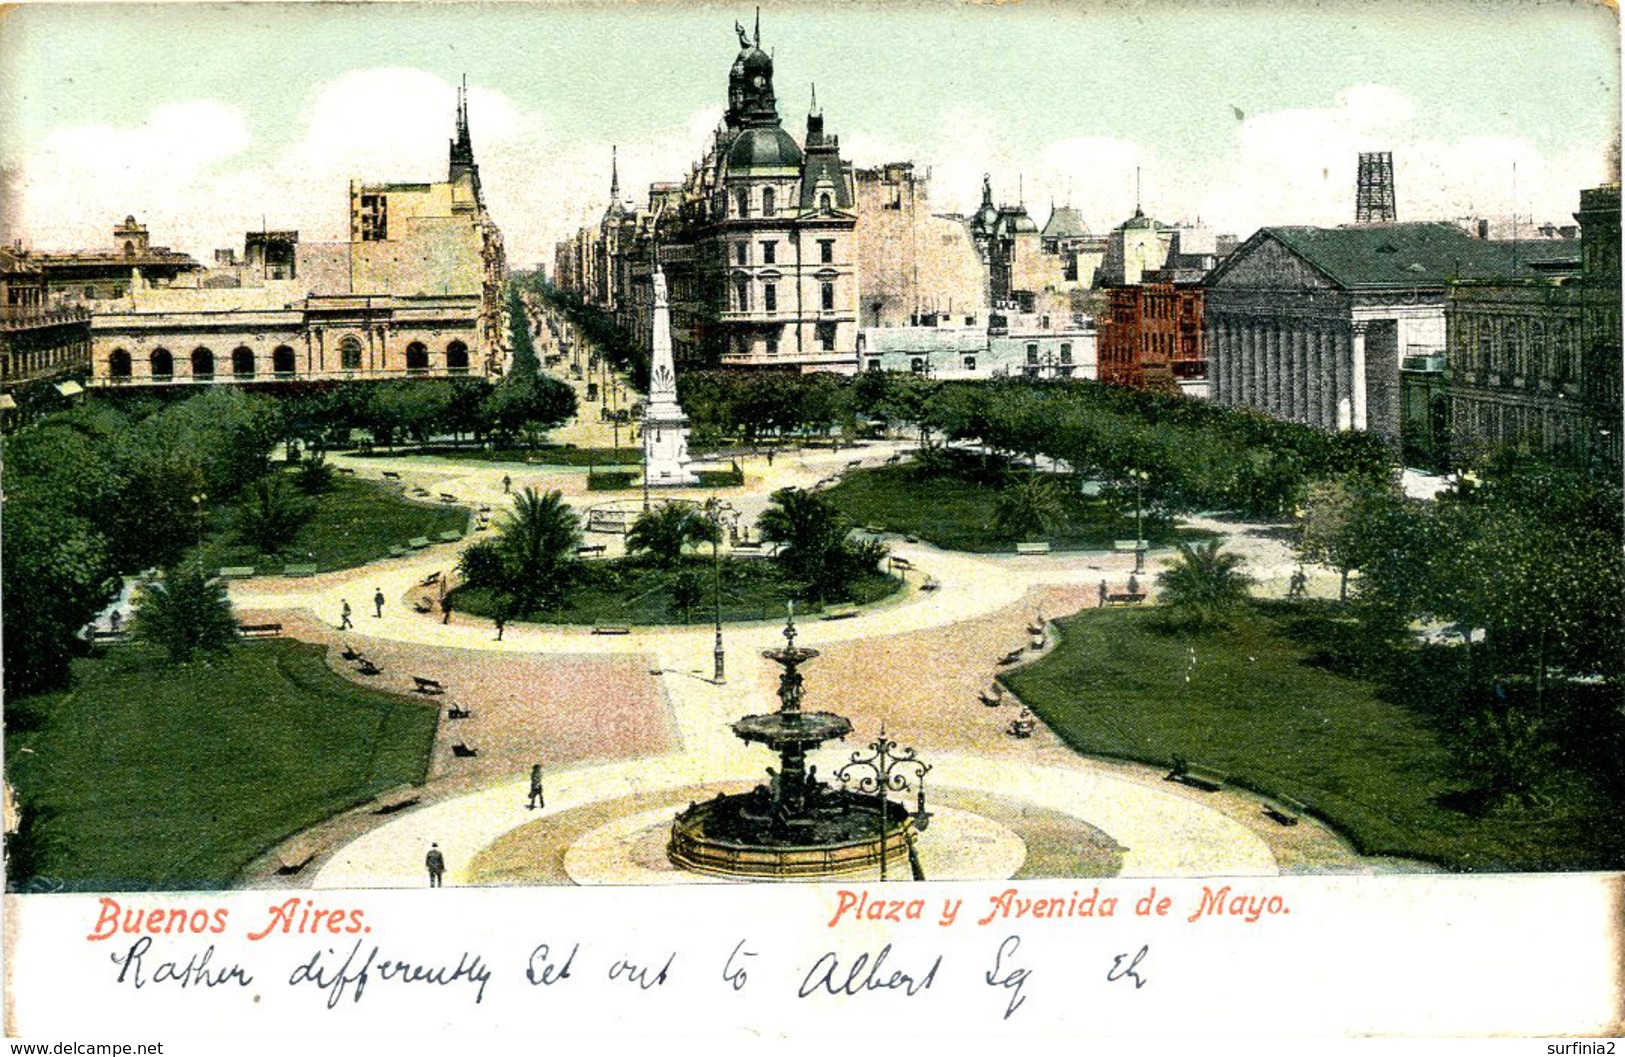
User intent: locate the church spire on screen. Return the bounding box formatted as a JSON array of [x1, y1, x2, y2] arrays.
[[610, 145, 620, 201], [449, 75, 482, 209]]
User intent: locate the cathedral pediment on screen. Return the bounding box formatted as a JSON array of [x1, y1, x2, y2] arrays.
[[1208, 234, 1337, 291]]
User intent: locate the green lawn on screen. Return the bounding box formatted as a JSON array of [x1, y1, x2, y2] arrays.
[[454, 558, 901, 626], [824, 464, 1209, 553], [194, 474, 469, 573], [4, 641, 439, 891], [1002, 606, 1625, 871]]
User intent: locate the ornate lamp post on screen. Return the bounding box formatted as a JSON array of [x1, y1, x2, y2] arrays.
[[705, 497, 734, 684], [836, 723, 932, 881]]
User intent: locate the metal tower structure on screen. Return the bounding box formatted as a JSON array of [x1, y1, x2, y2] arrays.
[[1356, 152, 1396, 223]]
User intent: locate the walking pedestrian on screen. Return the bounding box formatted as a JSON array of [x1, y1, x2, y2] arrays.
[[440, 593, 454, 625], [374, 588, 385, 618], [527, 764, 544, 810], [339, 599, 353, 629], [425, 843, 445, 887], [109, 609, 123, 634], [1098, 579, 1108, 608], [503, 474, 512, 495], [494, 613, 507, 641]]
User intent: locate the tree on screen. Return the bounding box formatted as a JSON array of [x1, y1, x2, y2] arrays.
[[671, 570, 706, 619], [1154, 540, 1254, 630], [2, 490, 119, 696], [234, 475, 313, 555], [131, 565, 238, 663], [494, 488, 581, 609], [626, 502, 718, 568], [758, 487, 883, 602], [994, 475, 1066, 541]]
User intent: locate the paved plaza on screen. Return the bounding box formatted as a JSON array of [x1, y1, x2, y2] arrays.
[[234, 417, 1397, 890]]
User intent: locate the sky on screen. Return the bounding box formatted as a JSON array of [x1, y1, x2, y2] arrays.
[[0, 1, 1618, 268]]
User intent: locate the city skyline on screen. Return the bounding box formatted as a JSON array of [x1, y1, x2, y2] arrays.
[[1, 1, 1618, 267]]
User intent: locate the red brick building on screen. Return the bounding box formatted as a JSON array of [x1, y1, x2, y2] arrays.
[[1098, 281, 1206, 394]]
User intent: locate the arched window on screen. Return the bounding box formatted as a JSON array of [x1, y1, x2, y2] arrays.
[[735, 188, 750, 217], [123, 241, 135, 257], [734, 276, 750, 312], [339, 336, 363, 371], [406, 341, 429, 374], [446, 341, 469, 373], [761, 187, 775, 216], [151, 347, 173, 380], [272, 345, 296, 376], [819, 192, 832, 212], [191, 347, 214, 380], [109, 348, 132, 380], [232, 346, 255, 378]]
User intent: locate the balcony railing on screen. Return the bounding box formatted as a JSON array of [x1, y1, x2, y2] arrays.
[[1, 305, 92, 331]]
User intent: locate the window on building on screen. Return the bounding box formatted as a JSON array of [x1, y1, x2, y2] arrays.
[[821, 282, 835, 311], [191, 347, 214, 380], [867, 358, 881, 372], [339, 335, 363, 371], [819, 192, 832, 212], [272, 345, 296, 376], [1026, 343, 1039, 364], [1060, 342, 1073, 364], [766, 331, 779, 355], [761, 241, 776, 264], [735, 188, 750, 217], [763, 283, 777, 313], [84, 286, 96, 300], [963, 355, 977, 372], [910, 357, 924, 374], [360, 194, 388, 241], [817, 322, 837, 351], [446, 341, 469, 373], [406, 342, 429, 374], [150, 348, 173, 380], [109, 348, 132, 380], [819, 240, 834, 264], [735, 276, 751, 312], [762, 187, 776, 216], [736, 243, 748, 266], [232, 346, 255, 378]]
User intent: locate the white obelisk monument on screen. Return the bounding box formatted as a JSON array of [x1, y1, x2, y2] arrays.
[[642, 268, 698, 485]]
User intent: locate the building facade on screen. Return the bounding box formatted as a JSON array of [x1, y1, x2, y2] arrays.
[[1203, 223, 1573, 450], [87, 86, 508, 389], [858, 311, 1097, 381], [1098, 281, 1206, 395], [1577, 184, 1622, 469]]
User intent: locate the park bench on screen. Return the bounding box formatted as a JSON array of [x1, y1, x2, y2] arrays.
[[411, 487, 431, 497], [847, 458, 863, 468], [1164, 758, 1226, 793], [903, 535, 920, 544], [238, 622, 283, 638], [1106, 592, 1147, 606], [884, 454, 902, 464], [451, 743, 478, 758], [412, 676, 446, 695], [340, 643, 360, 660], [282, 563, 317, 578], [356, 658, 382, 676], [447, 705, 472, 720], [217, 566, 257, 579], [414, 598, 434, 614], [820, 610, 858, 622], [91, 629, 128, 644], [1015, 541, 1052, 555], [408, 537, 431, 550], [421, 571, 442, 586], [388, 545, 409, 558], [1262, 794, 1312, 827], [474, 522, 489, 532], [921, 575, 941, 592], [439, 493, 458, 503], [335, 466, 357, 475], [438, 531, 463, 543], [998, 647, 1026, 666], [1005, 715, 1037, 739], [592, 626, 631, 636], [381, 471, 402, 480], [372, 786, 421, 816], [864, 524, 886, 535], [979, 686, 1004, 707], [576, 544, 608, 556]]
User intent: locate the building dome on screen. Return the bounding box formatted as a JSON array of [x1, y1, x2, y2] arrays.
[[725, 126, 803, 171]]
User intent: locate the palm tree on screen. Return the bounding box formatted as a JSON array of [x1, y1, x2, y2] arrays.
[[132, 565, 239, 662], [496, 488, 581, 608], [994, 474, 1066, 541], [1154, 540, 1254, 629], [758, 487, 856, 601], [235, 475, 312, 555], [626, 502, 717, 569]]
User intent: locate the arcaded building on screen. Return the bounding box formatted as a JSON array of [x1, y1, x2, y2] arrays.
[[88, 86, 508, 388]]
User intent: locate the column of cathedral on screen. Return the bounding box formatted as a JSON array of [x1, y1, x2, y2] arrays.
[[1334, 324, 1353, 430], [1282, 323, 1297, 421], [1350, 320, 1370, 432]]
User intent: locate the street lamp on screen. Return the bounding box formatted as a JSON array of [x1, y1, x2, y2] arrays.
[[705, 497, 733, 684], [191, 492, 207, 572], [1129, 469, 1149, 575], [836, 723, 932, 881]]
